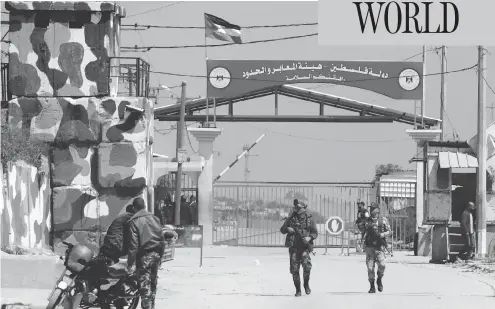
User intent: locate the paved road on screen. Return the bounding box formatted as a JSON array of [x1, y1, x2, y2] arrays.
[[156, 248, 495, 309], [2, 248, 494, 309]]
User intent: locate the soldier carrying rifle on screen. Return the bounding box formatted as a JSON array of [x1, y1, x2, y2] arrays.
[[357, 207, 391, 293], [280, 199, 318, 297]]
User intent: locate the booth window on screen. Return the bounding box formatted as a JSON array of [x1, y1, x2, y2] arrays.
[[69, 12, 91, 29], [34, 12, 50, 28], [436, 168, 450, 190]]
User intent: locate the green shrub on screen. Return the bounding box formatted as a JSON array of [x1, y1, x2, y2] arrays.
[[1, 244, 30, 255], [1, 109, 48, 171]]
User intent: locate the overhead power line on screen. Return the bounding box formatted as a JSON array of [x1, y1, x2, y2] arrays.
[[402, 48, 437, 61], [149, 64, 477, 85], [245, 123, 410, 143], [121, 22, 318, 29], [482, 73, 495, 97], [121, 33, 317, 50], [126, 1, 185, 18]]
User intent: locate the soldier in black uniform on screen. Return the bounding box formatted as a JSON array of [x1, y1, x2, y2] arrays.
[[280, 200, 318, 297]]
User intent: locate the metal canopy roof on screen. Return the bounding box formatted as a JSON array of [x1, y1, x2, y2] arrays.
[[154, 85, 441, 127], [438, 151, 478, 169]]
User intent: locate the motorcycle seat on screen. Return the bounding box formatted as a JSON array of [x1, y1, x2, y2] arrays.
[[107, 259, 129, 278]]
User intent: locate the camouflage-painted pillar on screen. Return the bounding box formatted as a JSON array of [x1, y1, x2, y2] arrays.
[[188, 127, 222, 245]]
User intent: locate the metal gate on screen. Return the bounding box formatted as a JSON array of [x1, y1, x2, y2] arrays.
[[375, 181, 417, 251], [212, 181, 372, 248], [154, 173, 198, 224], [213, 181, 416, 252]]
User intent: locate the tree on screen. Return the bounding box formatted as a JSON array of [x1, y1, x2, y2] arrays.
[[284, 190, 308, 202], [374, 164, 404, 182]]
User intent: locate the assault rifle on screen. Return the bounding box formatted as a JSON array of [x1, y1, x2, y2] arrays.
[[282, 215, 316, 256], [364, 219, 390, 254]]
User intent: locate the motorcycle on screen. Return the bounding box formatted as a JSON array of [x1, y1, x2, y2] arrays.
[[48, 228, 178, 309], [46, 241, 140, 309]]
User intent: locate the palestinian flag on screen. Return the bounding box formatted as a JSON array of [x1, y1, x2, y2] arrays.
[[204, 13, 242, 44]]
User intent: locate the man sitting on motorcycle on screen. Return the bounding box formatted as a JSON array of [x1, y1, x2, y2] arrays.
[[93, 204, 135, 309], [98, 204, 135, 267]]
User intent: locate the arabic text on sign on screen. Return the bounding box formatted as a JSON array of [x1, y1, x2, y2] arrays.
[[242, 63, 389, 79]]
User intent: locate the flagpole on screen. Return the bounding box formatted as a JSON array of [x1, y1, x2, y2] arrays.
[[204, 13, 241, 129], [204, 20, 210, 128]]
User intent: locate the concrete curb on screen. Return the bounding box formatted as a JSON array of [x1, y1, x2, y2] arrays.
[[449, 260, 495, 274], [1, 288, 51, 309], [1, 254, 65, 289]]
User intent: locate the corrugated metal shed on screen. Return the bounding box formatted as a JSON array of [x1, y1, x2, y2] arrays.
[[438, 152, 478, 169]]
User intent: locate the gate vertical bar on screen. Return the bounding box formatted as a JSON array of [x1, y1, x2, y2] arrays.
[[236, 186, 240, 245], [340, 189, 344, 255], [326, 195, 329, 255], [334, 195, 338, 245]]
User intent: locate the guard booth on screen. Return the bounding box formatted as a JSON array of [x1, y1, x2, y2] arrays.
[[153, 154, 203, 224], [423, 141, 495, 261]]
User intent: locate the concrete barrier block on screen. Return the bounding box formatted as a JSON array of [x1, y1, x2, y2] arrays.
[[96, 142, 148, 189], [0, 254, 65, 290], [50, 145, 94, 187]]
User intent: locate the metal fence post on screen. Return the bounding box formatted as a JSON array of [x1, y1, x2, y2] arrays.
[[341, 234, 344, 255], [347, 230, 350, 256], [236, 186, 240, 245], [390, 217, 395, 257], [324, 232, 328, 255]]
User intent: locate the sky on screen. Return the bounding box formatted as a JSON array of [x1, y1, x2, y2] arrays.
[[4, 1, 494, 183], [118, 1, 495, 183]]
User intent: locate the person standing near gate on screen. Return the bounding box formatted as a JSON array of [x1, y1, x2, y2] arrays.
[[360, 208, 390, 293], [125, 198, 165, 309], [280, 200, 318, 297], [356, 202, 369, 237], [459, 201, 476, 260], [189, 195, 198, 225]]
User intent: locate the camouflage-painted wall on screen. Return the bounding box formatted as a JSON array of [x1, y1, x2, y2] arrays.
[[1, 162, 51, 249], [6, 1, 124, 97], [6, 96, 154, 251], [3, 2, 155, 252]]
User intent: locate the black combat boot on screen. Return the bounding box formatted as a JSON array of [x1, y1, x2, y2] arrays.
[[377, 276, 383, 292], [368, 280, 376, 293], [303, 277, 311, 295], [293, 276, 302, 297]]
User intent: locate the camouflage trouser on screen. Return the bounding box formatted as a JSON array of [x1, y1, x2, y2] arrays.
[[365, 247, 385, 281], [137, 251, 162, 309], [289, 247, 312, 282]]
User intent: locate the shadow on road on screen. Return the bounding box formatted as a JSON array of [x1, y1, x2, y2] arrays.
[[211, 293, 292, 297], [326, 291, 493, 298]]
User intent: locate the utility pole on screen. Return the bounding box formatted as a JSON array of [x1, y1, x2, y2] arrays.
[[440, 46, 447, 141], [243, 144, 259, 182], [128, 68, 133, 97], [421, 45, 426, 127], [213, 134, 266, 183], [174, 81, 187, 225], [476, 46, 487, 257]]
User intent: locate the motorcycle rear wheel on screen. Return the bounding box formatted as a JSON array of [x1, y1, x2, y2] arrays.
[[125, 281, 140, 309], [46, 288, 64, 309], [101, 281, 140, 309]]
